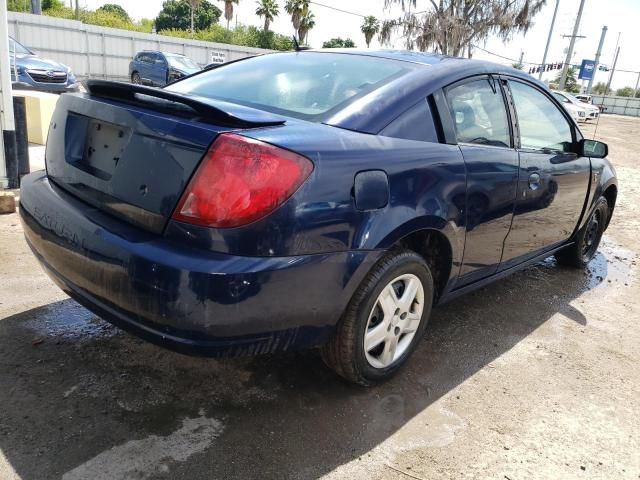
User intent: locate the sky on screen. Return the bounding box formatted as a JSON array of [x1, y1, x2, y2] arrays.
[[82, 0, 640, 90]]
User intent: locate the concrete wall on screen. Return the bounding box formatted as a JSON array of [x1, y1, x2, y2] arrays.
[[592, 95, 640, 117], [7, 12, 271, 82]]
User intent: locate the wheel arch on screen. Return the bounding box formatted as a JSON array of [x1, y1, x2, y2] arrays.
[[391, 228, 455, 304], [602, 183, 617, 229]]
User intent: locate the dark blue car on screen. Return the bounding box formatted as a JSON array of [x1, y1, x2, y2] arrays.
[[129, 50, 201, 87], [9, 36, 79, 93], [20, 50, 616, 385]]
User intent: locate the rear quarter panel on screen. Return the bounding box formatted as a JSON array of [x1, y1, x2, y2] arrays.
[[166, 122, 466, 274]]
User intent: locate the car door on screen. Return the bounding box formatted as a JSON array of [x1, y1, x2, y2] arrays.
[[499, 79, 591, 269], [136, 53, 153, 84], [150, 53, 168, 86], [444, 76, 520, 286]]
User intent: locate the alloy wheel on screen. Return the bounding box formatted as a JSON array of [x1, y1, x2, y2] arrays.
[[363, 274, 425, 369]]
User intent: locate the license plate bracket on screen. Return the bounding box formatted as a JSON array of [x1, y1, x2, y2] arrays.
[[66, 114, 130, 181]]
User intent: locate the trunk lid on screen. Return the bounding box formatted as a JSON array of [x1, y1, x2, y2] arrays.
[[45, 81, 286, 233]]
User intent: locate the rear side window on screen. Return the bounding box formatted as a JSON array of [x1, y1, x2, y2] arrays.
[[166, 52, 418, 120], [380, 100, 439, 143], [509, 81, 573, 152], [446, 79, 511, 148]]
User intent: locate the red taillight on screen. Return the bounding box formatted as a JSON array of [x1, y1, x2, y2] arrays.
[[172, 133, 313, 228]]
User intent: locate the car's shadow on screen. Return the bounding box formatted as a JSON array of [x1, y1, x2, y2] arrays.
[[0, 250, 616, 480]]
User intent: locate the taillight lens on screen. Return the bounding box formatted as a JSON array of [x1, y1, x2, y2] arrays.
[[172, 133, 313, 228]]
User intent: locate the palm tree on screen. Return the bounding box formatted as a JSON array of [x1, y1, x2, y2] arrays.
[[284, 0, 309, 38], [255, 0, 279, 32], [188, 0, 202, 33], [360, 16, 379, 48], [297, 11, 315, 45], [219, 0, 239, 30]]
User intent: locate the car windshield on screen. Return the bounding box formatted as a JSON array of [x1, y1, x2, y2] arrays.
[[565, 93, 583, 103], [165, 54, 199, 70], [9, 37, 31, 55], [553, 92, 569, 103], [166, 52, 418, 119]]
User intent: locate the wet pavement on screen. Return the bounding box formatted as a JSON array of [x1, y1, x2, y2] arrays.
[[1, 115, 639, 479]]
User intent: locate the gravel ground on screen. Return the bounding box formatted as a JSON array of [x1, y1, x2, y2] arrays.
[[0, 115, 639, 480]]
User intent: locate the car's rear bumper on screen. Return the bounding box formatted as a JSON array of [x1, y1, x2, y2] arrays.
[[19, 171, 380, 356]]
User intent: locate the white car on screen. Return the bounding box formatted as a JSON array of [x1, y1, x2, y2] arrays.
[[552, 91, 600, 122]]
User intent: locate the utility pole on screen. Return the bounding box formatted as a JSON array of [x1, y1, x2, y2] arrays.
[[605, 46, 620, 96], [539, 0, 559, 80], [0, 0, 16, 189], [518, 50, 524, 67], [559, 0, 586, 90], [30, 0, 42, 15], [587, 26, 607, 94]]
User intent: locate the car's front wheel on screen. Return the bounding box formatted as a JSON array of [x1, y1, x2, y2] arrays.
[[321, 250, 433, 386], [555, 196, 609, 268], [131, 72, 141, 84]]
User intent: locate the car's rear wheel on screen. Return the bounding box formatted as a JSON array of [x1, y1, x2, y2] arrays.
[[321, 250, 433, 386], [131, 72, 141, 84], [555, 196, 609, 268]]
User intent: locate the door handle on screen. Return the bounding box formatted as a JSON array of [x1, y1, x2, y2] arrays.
[[528, 173, 541, 190]]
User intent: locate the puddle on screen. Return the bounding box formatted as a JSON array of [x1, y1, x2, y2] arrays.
[[519, 238, 635, 295], [61, 414, 224, 480], [23, 299, 118, 341], [582, 240, 635, 290]]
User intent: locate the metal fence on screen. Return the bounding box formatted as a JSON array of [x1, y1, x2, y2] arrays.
[[592, 94, 640, 117], [7, 12, 272, 82]]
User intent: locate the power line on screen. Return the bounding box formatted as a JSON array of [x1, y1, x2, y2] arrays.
[[309, 1, 428, 18], [308, 1, 366, 18], [307, 1, 640, 74], [470, 44, 541, 66]]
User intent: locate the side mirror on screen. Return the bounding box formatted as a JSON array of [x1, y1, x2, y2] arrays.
[[580, 139, 608, 158]]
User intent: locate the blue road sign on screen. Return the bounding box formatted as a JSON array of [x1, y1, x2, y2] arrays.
[[579, 59, 596, 80]]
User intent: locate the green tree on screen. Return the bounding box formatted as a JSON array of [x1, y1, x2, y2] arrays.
[[322, 37, 356, 48], [96, 4, 130, 21], [255, 0, 279, 32], [592, 82, 608, 95], [615, 86, 635, 97], [155, 0, 221, 32], [7, 0, 33, 11], [159, 24, 293, 50], [6, 0, 62, 12], [360, 15, 379, 48], [219, 0, 239, 30], [380, 0, 545, 57], [284, 0, 309, 38], [511, 62, 523, 70], [42, 0, 64, 9], [554, 66, 580, 93], [297, 10, 314, 45]]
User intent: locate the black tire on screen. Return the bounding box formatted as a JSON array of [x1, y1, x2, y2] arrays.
[[555, 196, 609, 268], [131, 72, 141, 84], [321, 249, 434, 386]]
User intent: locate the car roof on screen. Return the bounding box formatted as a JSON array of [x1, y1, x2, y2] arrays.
[[309, 48, 451, 66], [303, 49, 542, 87], [139, 50, 187, 56]]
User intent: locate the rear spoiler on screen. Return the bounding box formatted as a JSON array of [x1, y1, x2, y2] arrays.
[[84, 80, 286, 128]]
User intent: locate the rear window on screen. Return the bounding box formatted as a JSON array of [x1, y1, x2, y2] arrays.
[[166, 52, 417, 120]]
